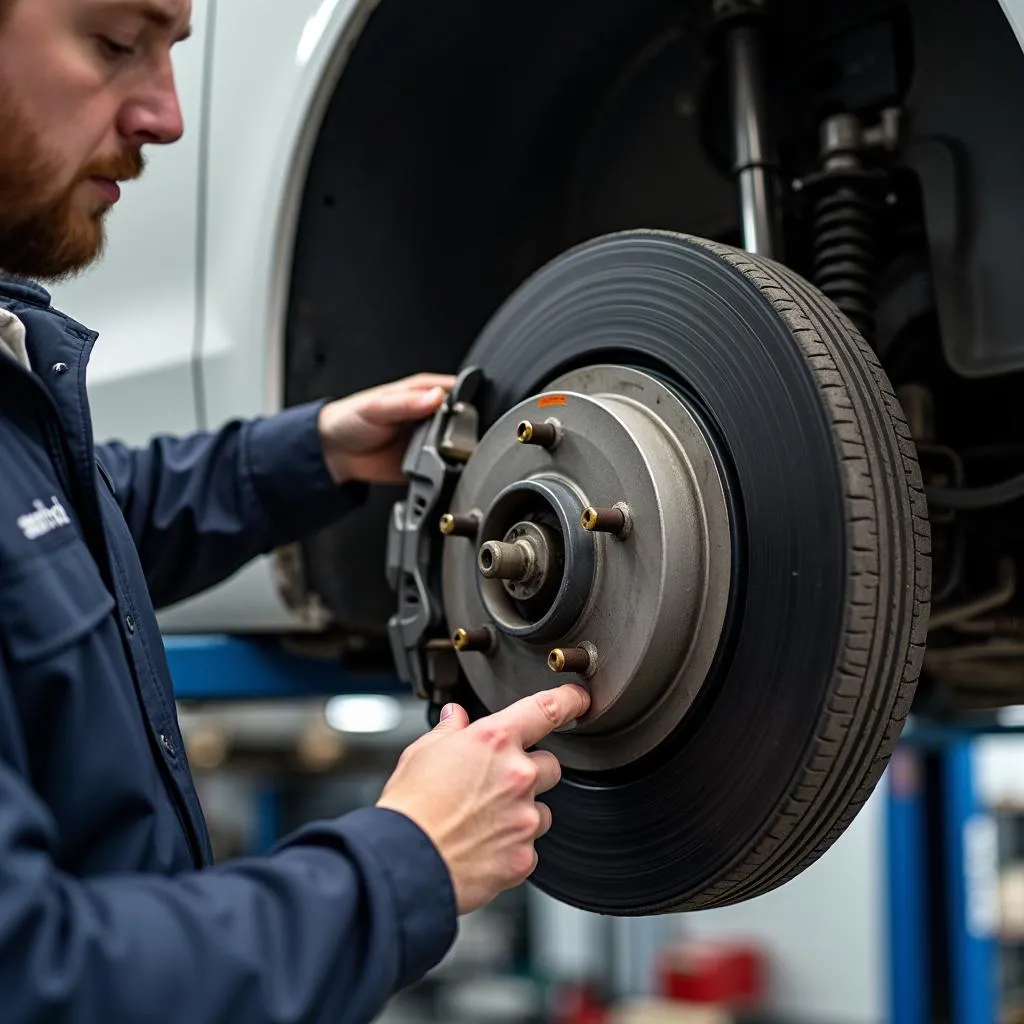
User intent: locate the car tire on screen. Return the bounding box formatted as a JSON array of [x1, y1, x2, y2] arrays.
[[445, 230, 931, 913]]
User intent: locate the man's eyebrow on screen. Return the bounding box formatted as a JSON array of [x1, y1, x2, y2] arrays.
[[102, 1, 193, 43]]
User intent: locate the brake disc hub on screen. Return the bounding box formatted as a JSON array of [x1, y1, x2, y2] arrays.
[[476, 477, 594, 642], [441, 365, 732, 771]]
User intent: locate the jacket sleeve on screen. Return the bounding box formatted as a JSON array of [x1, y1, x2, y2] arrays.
[[0, 659, 457, 1024], [95, 401, 368, 610]]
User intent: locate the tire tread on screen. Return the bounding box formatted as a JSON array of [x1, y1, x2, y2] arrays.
[[682, 238, 931, 907]]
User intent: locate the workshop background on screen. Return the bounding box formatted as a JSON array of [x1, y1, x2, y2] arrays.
[[165, 669, 1024, 1024], [37, 0, 1024, 1019]]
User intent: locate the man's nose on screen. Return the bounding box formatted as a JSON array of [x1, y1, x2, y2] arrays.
[[117, 62, 185, 146]]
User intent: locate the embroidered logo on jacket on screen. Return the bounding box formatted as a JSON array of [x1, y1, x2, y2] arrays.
[[17, 496, 71, 540]]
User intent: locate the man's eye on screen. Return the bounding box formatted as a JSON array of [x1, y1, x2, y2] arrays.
[[97, 36, 136, 59]]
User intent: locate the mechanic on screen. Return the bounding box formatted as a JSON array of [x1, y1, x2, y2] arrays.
[[0, 1, 591, 1022]]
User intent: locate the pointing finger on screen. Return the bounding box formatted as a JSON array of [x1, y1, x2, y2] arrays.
[[494, 685, 591, 751]]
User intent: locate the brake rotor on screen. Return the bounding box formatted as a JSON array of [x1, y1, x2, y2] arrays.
[[392, 229, 928, 915], [441, 365, 732, 771]]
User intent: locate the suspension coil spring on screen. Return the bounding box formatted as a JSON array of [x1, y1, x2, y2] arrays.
[[811, 182, 881, 344]]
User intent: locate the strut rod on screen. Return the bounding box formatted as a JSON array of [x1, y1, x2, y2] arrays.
[[716, 0, 780, 259]]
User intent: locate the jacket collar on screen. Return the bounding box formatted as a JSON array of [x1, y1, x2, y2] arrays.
[[0, 274, 53, 309], [0, 275, 96, 424]]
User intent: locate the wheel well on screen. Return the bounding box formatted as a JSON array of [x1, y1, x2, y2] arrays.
[[282, 0, 738, 637], [282, 0, 1024, 692]]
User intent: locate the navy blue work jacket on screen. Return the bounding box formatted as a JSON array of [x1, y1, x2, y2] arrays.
[[0, 278, 456, 1023]]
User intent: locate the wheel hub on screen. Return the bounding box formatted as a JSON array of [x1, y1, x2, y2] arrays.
[[475, 476, 595, 644], [441, 364, 733, 771], [479, 520, 560, 604]]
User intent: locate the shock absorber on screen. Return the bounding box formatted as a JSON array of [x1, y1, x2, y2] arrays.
[[714, 0, 781, 260], [800, 110, 900, 346]]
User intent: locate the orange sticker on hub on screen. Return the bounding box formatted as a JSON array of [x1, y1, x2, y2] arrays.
[[538, 395, 568, 408]]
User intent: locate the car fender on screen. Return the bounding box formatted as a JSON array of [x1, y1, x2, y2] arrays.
[[162, 0, 383, 633]]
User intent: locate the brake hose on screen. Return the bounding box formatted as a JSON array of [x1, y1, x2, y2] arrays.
[[926, 469, 1024, 510]]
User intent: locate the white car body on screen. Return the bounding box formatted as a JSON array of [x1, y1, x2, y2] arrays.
[[48, 0, 1024, 636]]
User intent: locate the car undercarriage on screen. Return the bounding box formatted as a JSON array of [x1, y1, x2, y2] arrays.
[[280, 0, 1024, 914]]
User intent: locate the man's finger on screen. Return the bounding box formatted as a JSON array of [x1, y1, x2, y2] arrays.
[[400, 373, 457, 391], [362, 387, 446, 425], [435, 703, 471, 731], [414, 703, 471, 750], [495, 685, 591, 750], [376, 374, 456, 395], [535, 802, 553, 839], [529, 750, 562, 795]]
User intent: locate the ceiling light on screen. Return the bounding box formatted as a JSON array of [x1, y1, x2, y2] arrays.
[[325, 694, 402, 735]]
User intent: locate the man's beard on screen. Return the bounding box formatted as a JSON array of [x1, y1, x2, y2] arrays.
[[0, 92, 144, 282]]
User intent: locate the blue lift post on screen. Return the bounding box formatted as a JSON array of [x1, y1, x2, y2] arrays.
[[894, 723, 1005, 1023], [165, 635, 408, 854], [886, 744, 929, 1024], [944, 738, 999, 1024]]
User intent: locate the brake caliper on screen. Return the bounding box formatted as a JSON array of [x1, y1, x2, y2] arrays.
[[386, 366, 484, 707]]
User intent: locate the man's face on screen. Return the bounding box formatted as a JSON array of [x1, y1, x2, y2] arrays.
[[0, 0, 192, 280]]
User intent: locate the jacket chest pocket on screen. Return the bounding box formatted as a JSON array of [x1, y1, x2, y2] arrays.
[[0, 537, 116, 668]]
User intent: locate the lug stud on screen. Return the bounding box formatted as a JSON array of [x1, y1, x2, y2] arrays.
[[439, 513, 479, 538], [581, 503, 631, 537], [516, 419, 560, 449], [424, 638, 456, 652], [452, 627, 496, 654], [547, 643, 597, 678]]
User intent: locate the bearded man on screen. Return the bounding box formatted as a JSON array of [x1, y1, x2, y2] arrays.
[[0, 2, 590, 1021]]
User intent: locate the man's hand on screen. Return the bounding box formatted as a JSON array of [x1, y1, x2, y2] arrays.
[[376, 685, 591, 916], [318, 373, 457, 485]]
